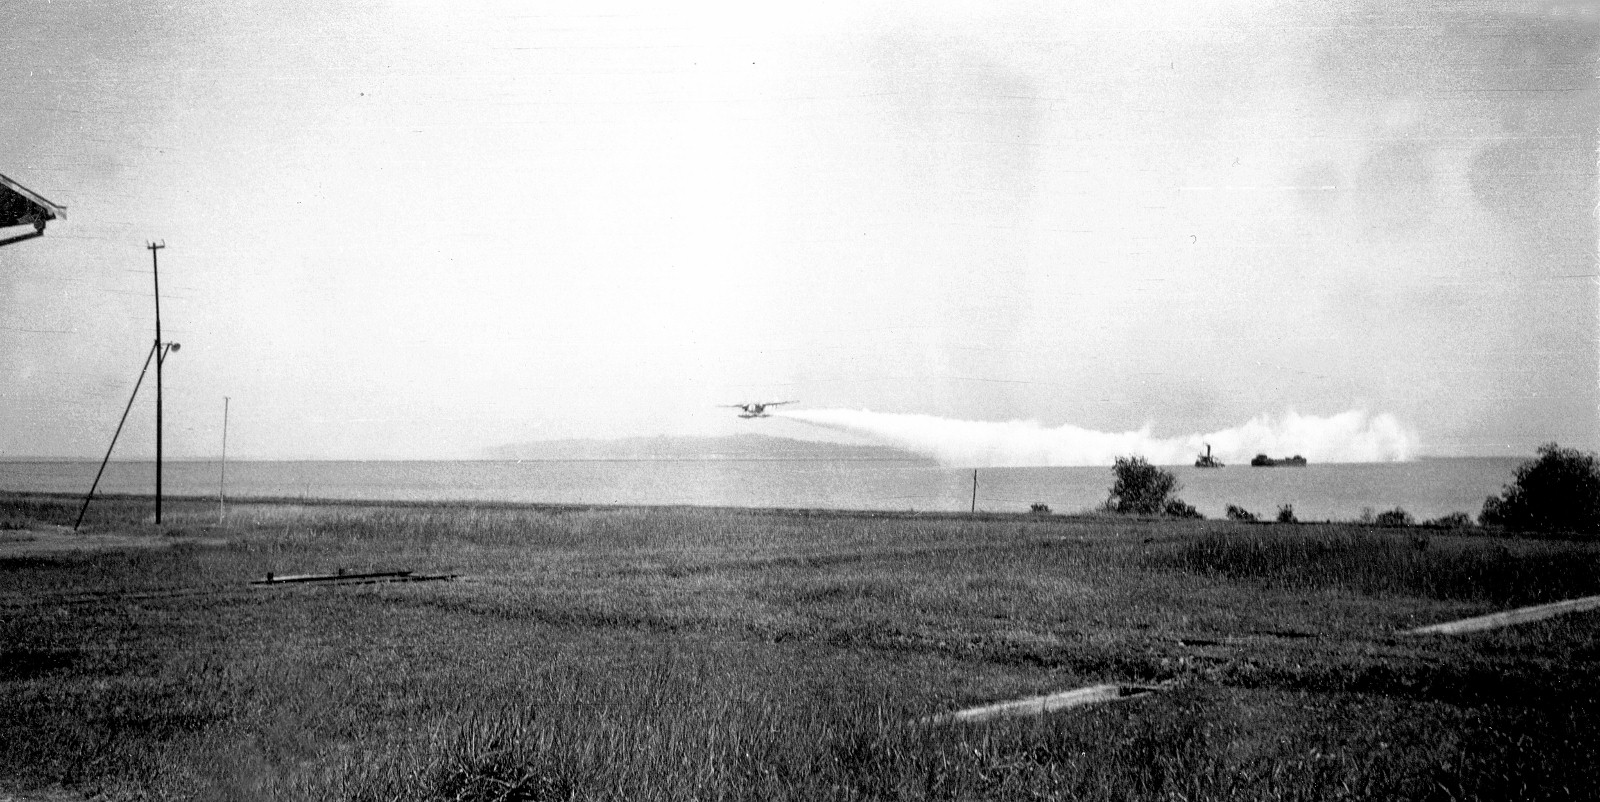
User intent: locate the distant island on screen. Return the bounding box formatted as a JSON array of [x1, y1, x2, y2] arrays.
[[485, 433, 929, 462], [1251, 454, 1308, 467]]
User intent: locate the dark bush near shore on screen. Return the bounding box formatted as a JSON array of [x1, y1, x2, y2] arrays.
[[1163, 498, 1203, 519], [1480, 443, 1600, 536], [1373, 508, 1414, 527], [1225, 504, 1257, 523], [1107, 456, 1194, 516], [1424, 512, 1473, 529]]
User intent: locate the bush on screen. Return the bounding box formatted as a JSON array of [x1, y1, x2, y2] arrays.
[[1107, 456, 1181, 515], [1373, 508, 1414, 527], [1480, 443, 1600, 535], [1276, 504, 1297, 524], [1029, 502, 1051, 515], [1423, 512, 1473, 529], [1225, 504, 1257, 523], [1163, 498, 1203, 519]]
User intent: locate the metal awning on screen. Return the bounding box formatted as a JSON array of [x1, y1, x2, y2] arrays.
[[0, 173, 65, 247]]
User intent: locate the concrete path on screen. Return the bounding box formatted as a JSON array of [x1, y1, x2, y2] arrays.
[[921, 683, 1162, 726], [1404, 594, 1600, 635]]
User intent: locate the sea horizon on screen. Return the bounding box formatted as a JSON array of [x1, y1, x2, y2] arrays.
[[1, 456, 1524, 523], [0, 454, 1524, 464]]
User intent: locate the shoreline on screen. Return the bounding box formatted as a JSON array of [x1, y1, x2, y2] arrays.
[[0, 488, 1536, 535], [0, 455, 1520, 465], [0, 457, 1526, 526]]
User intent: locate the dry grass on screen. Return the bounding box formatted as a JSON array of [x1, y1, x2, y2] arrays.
[[1, 492, 1597, 800], [1154, 525, 1600, 605]]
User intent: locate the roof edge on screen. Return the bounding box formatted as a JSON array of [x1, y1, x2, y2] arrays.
[[0, 172, 65, 220]]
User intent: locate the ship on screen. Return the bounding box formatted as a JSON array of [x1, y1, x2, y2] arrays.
[[1250, 454, 1307, 467], [1194, 443, 1224, 468]]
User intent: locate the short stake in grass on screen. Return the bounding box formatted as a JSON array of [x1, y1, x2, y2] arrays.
[[919, 683, 1163, 726], [1403, 593, 1600, 636]]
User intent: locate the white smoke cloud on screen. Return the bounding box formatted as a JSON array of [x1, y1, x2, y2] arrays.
[[776, 408, 1417, 466]]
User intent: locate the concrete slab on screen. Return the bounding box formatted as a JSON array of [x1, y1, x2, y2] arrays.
[[1403, 594, 1600, 635], [921, 683, 1162, 726]]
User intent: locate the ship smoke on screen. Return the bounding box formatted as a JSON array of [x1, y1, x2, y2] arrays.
[[775, 408, 1416, 467]]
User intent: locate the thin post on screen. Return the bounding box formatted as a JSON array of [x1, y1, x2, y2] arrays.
[[149, 241, 165, 525], [219, 396, 229, 523], [971, 469, 978, 513], [75, 342, 159, 531]]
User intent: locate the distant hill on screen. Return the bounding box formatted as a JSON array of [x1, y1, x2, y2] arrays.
[[485, 433, 927, 462]]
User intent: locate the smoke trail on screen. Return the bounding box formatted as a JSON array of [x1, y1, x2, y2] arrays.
[[775, 408, 1416, 467]]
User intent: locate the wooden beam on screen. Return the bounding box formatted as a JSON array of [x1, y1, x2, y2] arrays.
[[251, 570, 457, 586], [0, 229, 43, 248]]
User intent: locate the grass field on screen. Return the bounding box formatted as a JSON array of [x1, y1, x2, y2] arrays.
[[2, 492, 1598, 800]]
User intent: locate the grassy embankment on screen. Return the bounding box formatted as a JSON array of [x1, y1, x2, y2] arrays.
[[2, 491, 1598, 800]]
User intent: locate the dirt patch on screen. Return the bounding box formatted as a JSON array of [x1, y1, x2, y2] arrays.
[[0, 524, 226, 557]]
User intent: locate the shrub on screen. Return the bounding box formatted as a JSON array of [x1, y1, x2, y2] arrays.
[[1480, 496, 1504, 527], [1424, 512, 1473, 529], [1480, 443, 1600, 535], [1163, 498, 1203, 519], [1225, 504, 1257, 523], [1107, 456, 1180, 515], [1373, 508, 1414, 527], [1029, 502, 1051, 515], [1276, 504, 1297, 524]]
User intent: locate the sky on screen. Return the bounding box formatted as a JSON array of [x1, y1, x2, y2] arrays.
[[0, 0, 1595, 462]]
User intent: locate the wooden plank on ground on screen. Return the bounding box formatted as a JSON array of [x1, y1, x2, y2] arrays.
[[250, 570, 456, 586], [920, 683, 1161, 726], [1403, 594, 1600, 635]]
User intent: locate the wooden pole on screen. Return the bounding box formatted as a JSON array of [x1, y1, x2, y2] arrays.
[[219, 396, 229, 523], [971, 469, 978, 513], [149, 241, 165, 525], [0, 229, 44, 248], [75, 341, 159, 531]]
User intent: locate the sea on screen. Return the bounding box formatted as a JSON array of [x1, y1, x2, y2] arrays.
[[0, 457, 1521, 523]]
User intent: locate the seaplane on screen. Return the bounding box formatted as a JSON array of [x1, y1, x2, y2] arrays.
[[722, 401, 797, 419]]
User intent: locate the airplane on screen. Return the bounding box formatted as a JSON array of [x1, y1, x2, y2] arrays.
[[722, 401, 797, 419]]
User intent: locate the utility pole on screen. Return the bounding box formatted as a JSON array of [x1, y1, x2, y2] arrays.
[[80, 244, 177, 529], [149, 241, 165, 525], [971, 469, 978, 513]]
